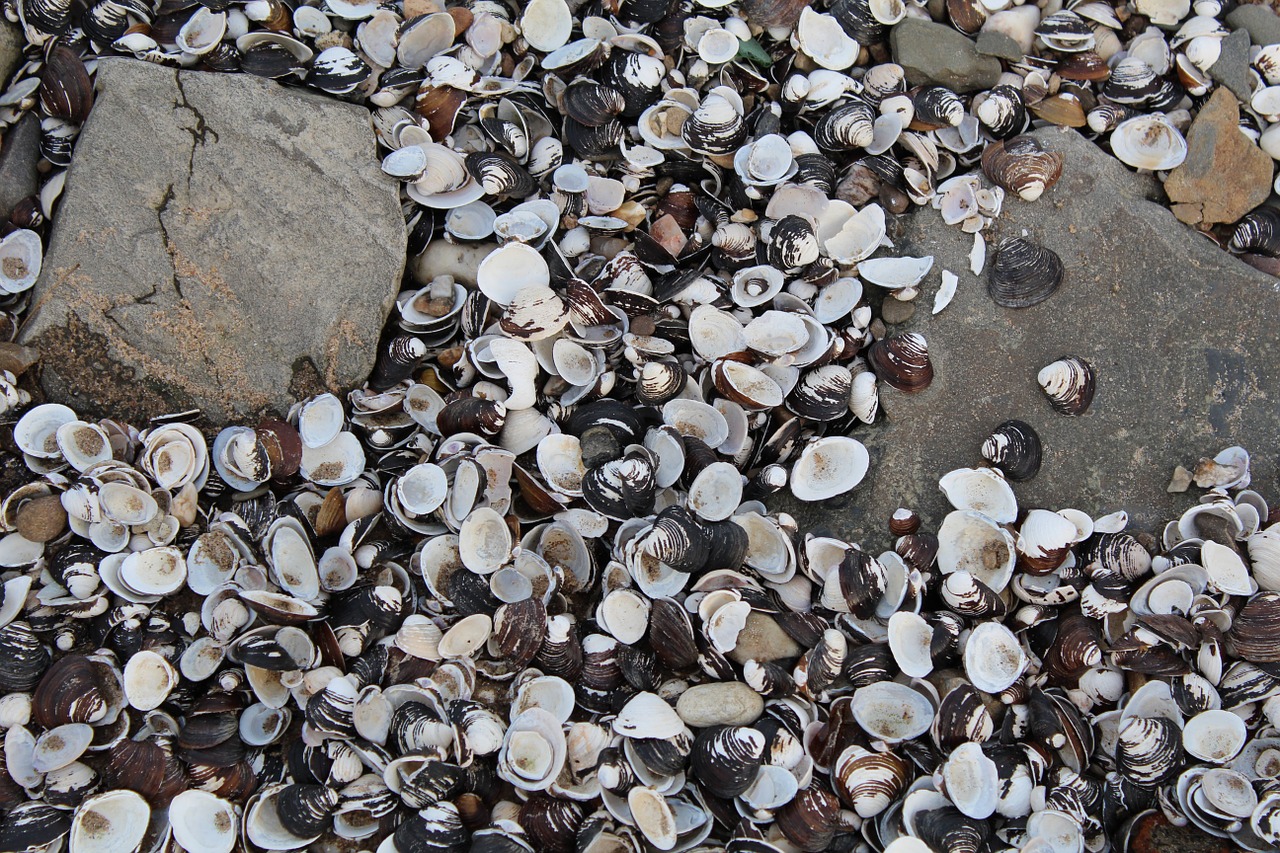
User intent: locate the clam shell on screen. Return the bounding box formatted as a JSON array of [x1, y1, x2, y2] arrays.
[[988, 237, 1063, 308], [980, 420, 1042, 481], [1038, 355, 1095, 416], [1110, 114, 1188, 171]]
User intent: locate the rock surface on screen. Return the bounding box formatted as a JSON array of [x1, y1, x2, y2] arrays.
[[0, 113, 41, 220], [0, 20, 23, 87], [21, 59, 405, 423], [1226, 3, 1280, 45], [975, 30, 1024, 61], [1167, 88, 1274, 226], [1209, 28, 1254, 103], [778, 126, 1280, 548], [890, 18, 1003, 93]]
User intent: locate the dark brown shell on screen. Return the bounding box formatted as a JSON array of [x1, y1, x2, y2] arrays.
[[1228, 592, 1280, 663], [980, 419, 1042, 481], [988, 237, 1064, 308], [39, 43, 94, 124], [981, 136, 1065, 202], [868, 332, 934, 393]]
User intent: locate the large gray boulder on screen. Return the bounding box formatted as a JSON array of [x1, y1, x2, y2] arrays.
[[0, 20, 22, 87], [779, 126, 1280, 548], [21, 59, 405, 423]]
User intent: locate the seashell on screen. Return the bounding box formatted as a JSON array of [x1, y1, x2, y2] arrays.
[[852, 682, 935, 743], [790, 436, 869, 502], [913, 86, 965, 128], [466, 151, 536, 198], [767, 216, 821, 270], [691, 725, 765, 798], [563, 80, 626, 127], [813, 100, 876, 151], [988, 238, 1063, 309], [1110, 115, 1188, 171], [169, 790, 238, 853], [1229, 207, 1280, 258], [39, 44, 93, 124], [1116, 715, 1182, 787], [1038, 356, 1095, 416], [0, 229, 43, 295], [868, 332, 933, 393], [980, 136, 1063, 202], [70, 789, 151, 853], [980, 420, 1042, 481], [964, 622, 1027, 694]]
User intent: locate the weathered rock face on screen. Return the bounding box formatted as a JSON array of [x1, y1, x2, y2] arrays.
[[778, 126, 1280, 548], [1166, 88, 1274, 226], [20, 59, 406, 423], [1226, 3, 1280, 45], [0, 20, 23, 86], [0, 113, 41, 221], [890, 17, 1003, 93]]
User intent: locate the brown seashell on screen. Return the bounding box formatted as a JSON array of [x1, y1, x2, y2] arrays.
[[1228, 592, 1280, 663], [257, 419, 303, 479], [493, 597, 547, 667], [436, 395, 506, 437], [650, 596, 700, 671], [100, 738, 170, 800], [981, 136, 1065, 202], [39, 43, 94, 124], [776, 787, 841, 852], [741, 0, 806, 29], [415, 85, 468, 142], [1028, 94, 1088, 128], [1057, 51, 1110, 81], [1042, 615, 1104, 683], [34, 654, 124, 729], [519, 797, 584, 853], [313, 487, 347, 537], [946, 0, 987, 33], [888, 507, 920, 537], [867, 332, 933, 393]]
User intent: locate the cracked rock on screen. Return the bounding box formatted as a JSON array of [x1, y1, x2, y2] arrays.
[[19, 58, 405, 423]]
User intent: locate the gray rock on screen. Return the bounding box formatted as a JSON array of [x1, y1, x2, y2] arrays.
[[20, 59, 405, 423], [1226, 4, 1280, 46], [975, 30, 1025, 62], [726, 613, 802, 665], [776, 126, 1280, 549], [0, 20, 23, 87], [676, 683, 765, 728], [1209, 29, 1254, 103], [0, 113, 41, 220], [891, 17, 1003, 93]]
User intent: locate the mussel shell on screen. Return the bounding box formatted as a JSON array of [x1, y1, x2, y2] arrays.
[[980, 419, 1042, 481], [988, 237, 1064, 309]]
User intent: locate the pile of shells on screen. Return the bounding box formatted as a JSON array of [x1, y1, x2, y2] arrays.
[[2, 0, 1280, 850], [6, 381, 1280, 853]]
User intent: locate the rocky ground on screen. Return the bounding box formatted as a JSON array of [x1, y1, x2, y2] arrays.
[[3, 0, 1280, 852]]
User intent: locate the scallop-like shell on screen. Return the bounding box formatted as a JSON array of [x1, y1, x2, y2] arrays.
[[988, 238, 1063, 309], [1037, 356, 1095, 416], [980, 136, 1064, 202]]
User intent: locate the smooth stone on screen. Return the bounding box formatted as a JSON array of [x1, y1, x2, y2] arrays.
[[726, 612, 802, 665], [676, 683, 765, 728], [890, 18, 1003, 93], [0, 113, 42, 221], [1166, 88, 1274, 226], [20, 59, 405, 423], [1209, 29, 1255, 104], [412, 239, 496, 286], [975, 30, 1025, 62], [1226, 4, 1280, 46], [775, 126, 1280, 548], [880, 297, 917, 325]]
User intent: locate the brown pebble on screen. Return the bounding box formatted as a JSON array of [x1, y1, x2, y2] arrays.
[[880, 298, 916, 325], [16, 494, 67, 543]]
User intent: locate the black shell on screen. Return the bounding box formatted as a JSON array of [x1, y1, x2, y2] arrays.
[[276, 783, 340, 838], [1230, 206, 1280, 258], [21, 0, 75, 36], [306, 47, 371, 95], [913, 86, 965, 128], [465, 151, 537, 197], [39, 43, 94, 124], [767, 215, 821, 270], [988, 237, 1064, 308], [976, 85, 1027, 139], [562, 80, 626, 127], [828, 0, 888, 45], [692, 726, 766, 798], [787, 364, 853, 422], [813, 100, 875, 151], [980, 419, 1042, 481], [0, 802, 72, 850]]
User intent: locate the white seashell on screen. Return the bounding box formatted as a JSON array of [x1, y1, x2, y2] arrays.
[[859, 255, 933, 289], [795, 8, 859, 71], [169, 790, 238, 853], [964, 622, 1027, 694], [933, 270, 959, 314], [790, 436, 869, 501], [1110, 115, 1188, 171], [71, 790, 151, 853], [0, 229, 42, 294]]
